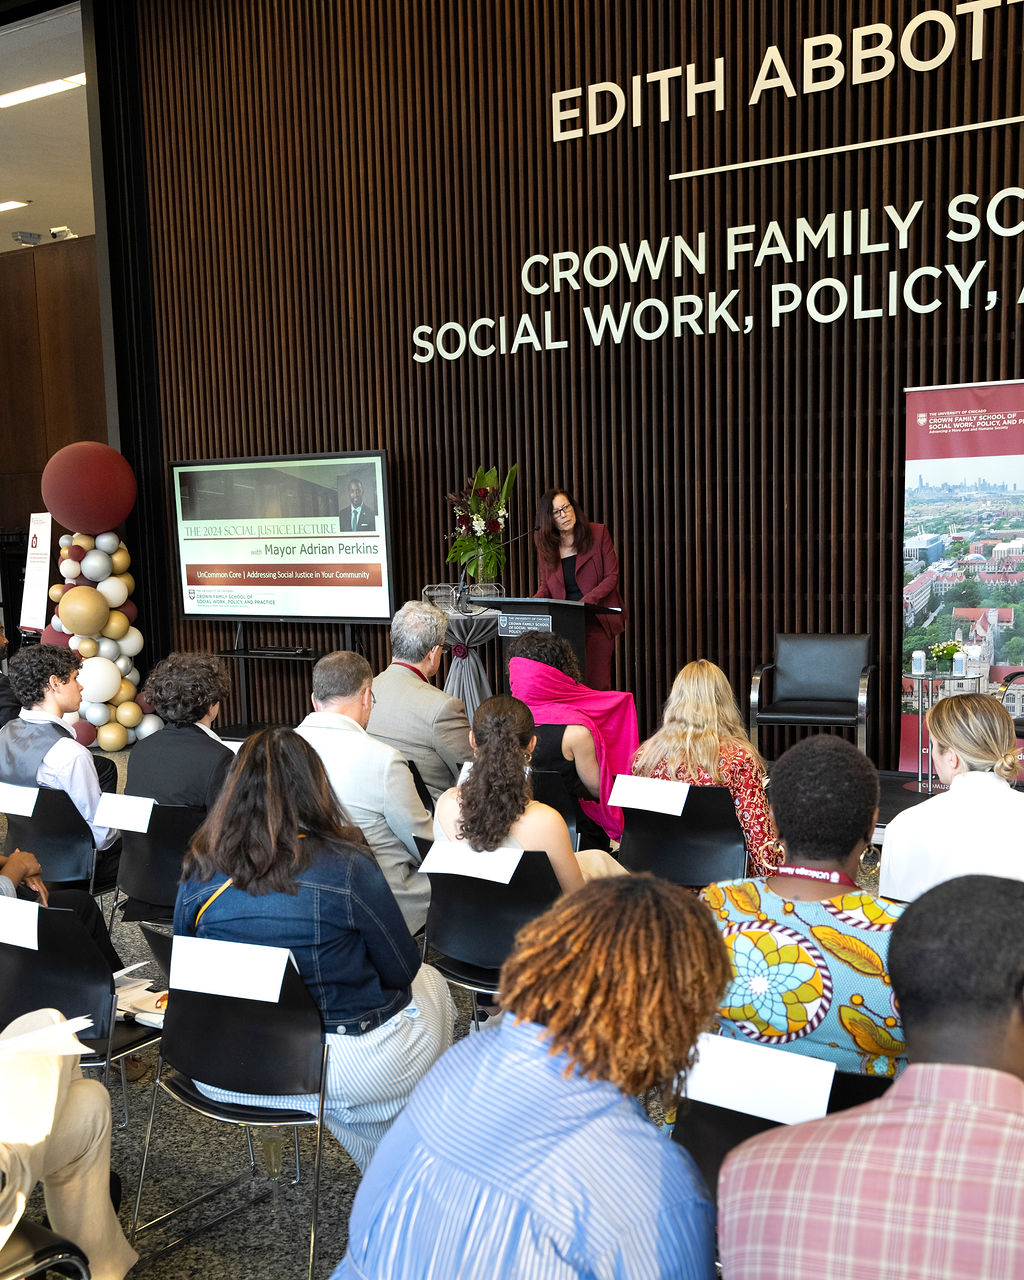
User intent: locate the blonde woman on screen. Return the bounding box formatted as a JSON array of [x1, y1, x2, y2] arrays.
[[632, 659, 779, 875], [881, 693, 1024, 903]]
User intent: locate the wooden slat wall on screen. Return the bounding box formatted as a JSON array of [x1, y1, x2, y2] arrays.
[[128, 0, 1024, 759]]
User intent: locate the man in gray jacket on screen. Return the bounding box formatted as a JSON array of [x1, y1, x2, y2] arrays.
[[297, 650, 432, 935], [369, 601, 472, 801]]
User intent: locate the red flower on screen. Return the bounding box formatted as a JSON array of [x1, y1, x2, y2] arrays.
[[457, 513, 472, 530], [452, 642, 469, 659], [475, 487, 489, 498], [486, 518, 501, 533]]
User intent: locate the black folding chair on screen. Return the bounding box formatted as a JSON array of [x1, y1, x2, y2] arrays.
[[0, 1219, 91, 1280], [131, 937, 328, 1280], [406, 758, 435, 815], [617, 785, 748, 886], [108, 803, 206, 930], [0, 902, 161, 1128], [2, 785, 104, 889], [417, 836, 562, 1027]]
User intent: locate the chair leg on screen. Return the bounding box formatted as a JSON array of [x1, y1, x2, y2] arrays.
[[290, 1126, 302, 1187], [131, 1058, 164, 1244], [307, 1054, 328, 1280], [117, 1059, 130, 1130]]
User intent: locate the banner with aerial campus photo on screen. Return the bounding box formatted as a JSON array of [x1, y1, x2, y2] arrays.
[[900, 381, 1024, 770]]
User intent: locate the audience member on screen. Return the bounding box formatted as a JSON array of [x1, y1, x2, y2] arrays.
[[369, 601, 472, 800], [508, 643, 639, 842], [700, 735, 907, 1077], [297, 650, 432, 933], [0, 622, 19, 727], [881, 692, 1024, 902], [0, 646, 119, 885], [632, 658, 779, 875], [174, 727, 453, 1170], [434, 695, 624, 890], [506, 631, 611, 849], [336, 876, 730, 1279], [0, 1008, 137, 1279], [718, 874, 1024, 1278], [125, 651, 233, 810]]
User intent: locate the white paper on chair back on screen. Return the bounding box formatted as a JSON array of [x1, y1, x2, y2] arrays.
[[170, 935, 293, 1002], [608, 774, 690, 815], [685, 1033, 836, 1125], [0, 896, 40, 949]]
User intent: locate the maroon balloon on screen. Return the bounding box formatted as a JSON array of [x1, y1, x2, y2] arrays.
[[41, 443, 137, 536], [71, 720, 97, 747], [40, 624, 70, 648], [120, 599, 138, 623], [66, 544, 87, 563], [136, 693, 155, 715]]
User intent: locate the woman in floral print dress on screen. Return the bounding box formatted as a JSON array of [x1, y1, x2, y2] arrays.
[[632, 659, 779, 876], [699, 734, 907, 1078]]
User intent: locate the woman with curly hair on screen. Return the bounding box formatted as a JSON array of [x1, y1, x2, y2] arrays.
[[632, 658, 779, 876], [175, 727, 454, 1170], [125, 652, 234, 810], [337, 876, 730, 1278], [433, 695, 623, 890]]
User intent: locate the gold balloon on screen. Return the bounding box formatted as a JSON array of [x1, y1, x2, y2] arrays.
[[48, 584, 64, 603], [101, 610, 130, 640], [115, 701, 143, 727], [58, 547, 69, 560], [71, 534, 96, 551], [110, 549, 132, 575], [115, 572, 135, 596], [76, 637, 99, 658], [57, 586, 110, 638], [110, 678, 137, 706], [96, 721, 129, 752]]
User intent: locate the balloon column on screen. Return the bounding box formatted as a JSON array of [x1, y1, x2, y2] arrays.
[[38, 442, 163, 750]]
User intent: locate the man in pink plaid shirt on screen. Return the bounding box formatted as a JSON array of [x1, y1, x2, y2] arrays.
[[718, 874, 1024, 1279]]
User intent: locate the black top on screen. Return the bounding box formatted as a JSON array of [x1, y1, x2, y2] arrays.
[[0, 673, 20, 729], [560, 555, 583, 601], [125, 723, 234, 810], [531, 723, 610, 851]]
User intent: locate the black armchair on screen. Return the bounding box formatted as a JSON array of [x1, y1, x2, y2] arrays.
[[749, 634, 875, 758], [997, 670, 1024, 738]]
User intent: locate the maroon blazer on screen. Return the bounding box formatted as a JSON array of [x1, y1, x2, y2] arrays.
[[533, 522, 625, 638]]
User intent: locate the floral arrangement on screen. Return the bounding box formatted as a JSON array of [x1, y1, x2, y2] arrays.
[[929, 639, 965, 662], [446, 464, 518, 579]]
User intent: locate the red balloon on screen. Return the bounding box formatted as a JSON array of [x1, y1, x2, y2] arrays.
[[40, 624, 70, 648], [136, 693, 154, 715], [71, 720, 97, 747], [120, 600, 138, 623], [41, 444, 137, 536], [66, 545, 87, 562]]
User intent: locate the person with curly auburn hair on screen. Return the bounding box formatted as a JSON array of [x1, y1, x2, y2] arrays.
[[175, 727, 454, 1170], [433, 695, 624, 894], [881, 692, 1024, 903], [700, 735, 908, 1079], [125, 652, 234, 812], [335, 876, 730, 1280], [532, 486, 625, 691], [632, 659, 779, 875]]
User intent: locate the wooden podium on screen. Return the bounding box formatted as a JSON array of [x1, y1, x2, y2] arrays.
[[473, 597, 621, 687]]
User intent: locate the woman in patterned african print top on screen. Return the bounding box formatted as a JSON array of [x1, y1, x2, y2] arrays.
[[632, 659, 779, 876], [699, 734, 907, 1078]]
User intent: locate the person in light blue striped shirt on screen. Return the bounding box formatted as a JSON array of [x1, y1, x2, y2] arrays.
[[334, 875, 731, 1279]]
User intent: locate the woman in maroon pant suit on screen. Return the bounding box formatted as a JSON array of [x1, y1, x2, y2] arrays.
[[532, 487, 625, 691]]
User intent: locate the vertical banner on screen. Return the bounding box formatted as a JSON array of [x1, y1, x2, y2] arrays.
[[900, 382, 1024, 769], [19, 512, 53, 632]]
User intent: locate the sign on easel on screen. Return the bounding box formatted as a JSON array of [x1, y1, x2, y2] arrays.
[[19, 512, 52, 632]]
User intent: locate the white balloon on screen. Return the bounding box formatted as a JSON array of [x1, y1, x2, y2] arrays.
[[59, 534, 74, 548], [68, 634, 81, 650], [97, 637, 121, 661], [50, 616, 65, 634], [82, 700, 111, 727], [123, 727, 137, 745], [95, 532, 120, 554], [63, 560, 82, 579], [96, 576, 128, 608], [115, 655, 133, 675], [135, 713, 164, 740], [78, 656, 122, 703], [119, 626, 144, 657], [127, 666, 141, 685], [81, 550, 113, 582]]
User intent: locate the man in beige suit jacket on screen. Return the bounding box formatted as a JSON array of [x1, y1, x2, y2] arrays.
[[297, 650, 432, 934], [369, 601, 472, 801]]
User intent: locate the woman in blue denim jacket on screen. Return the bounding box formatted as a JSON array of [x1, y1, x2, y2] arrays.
[[173, 727, 454, 1170]]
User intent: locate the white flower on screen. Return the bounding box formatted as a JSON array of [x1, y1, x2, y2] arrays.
[[471, 516, 486, 535]]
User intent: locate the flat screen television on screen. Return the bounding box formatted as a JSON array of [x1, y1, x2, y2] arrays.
[[170, 451, 394, 622]]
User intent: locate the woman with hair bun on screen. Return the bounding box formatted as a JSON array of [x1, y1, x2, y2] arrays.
[[881, 693, 1024, 903], [632, 659, 779, 876], [433, 695, 624, 891]]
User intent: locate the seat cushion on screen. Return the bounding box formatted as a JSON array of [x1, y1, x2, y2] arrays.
[[757, 699, 860, 727]]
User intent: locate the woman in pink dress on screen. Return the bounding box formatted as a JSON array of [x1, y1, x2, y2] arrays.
[[632, 659, 780, 876]]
